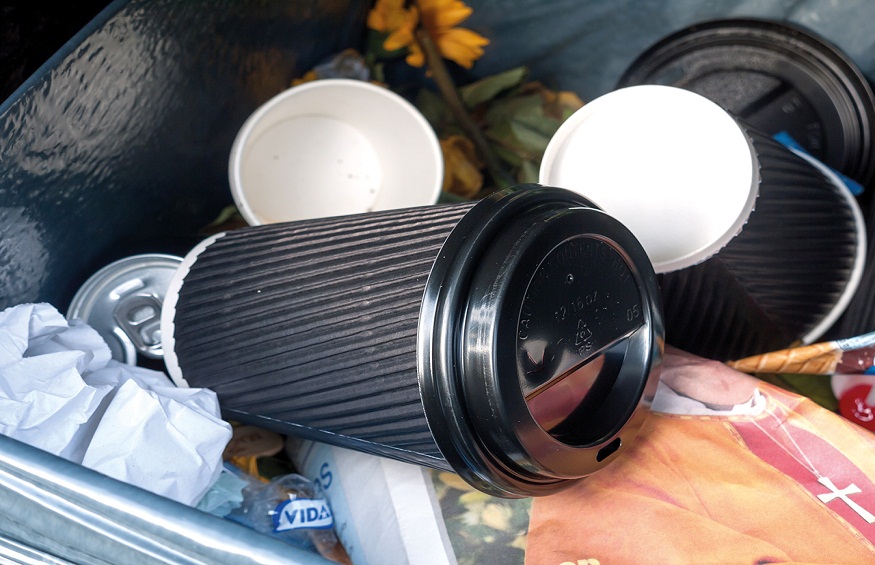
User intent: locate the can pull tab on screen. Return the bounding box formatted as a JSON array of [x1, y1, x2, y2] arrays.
[[114, 294, 164, 359]]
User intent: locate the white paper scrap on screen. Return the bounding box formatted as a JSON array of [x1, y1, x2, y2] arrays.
[[0, 302, 232, 506]]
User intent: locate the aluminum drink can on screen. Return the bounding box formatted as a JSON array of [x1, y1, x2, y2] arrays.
[[67, 254, 183, 365]]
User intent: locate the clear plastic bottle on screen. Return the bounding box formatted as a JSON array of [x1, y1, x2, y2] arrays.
[[227, 472, 350, 564]]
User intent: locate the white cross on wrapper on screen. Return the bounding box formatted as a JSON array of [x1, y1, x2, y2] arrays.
[[817, 477, 875, 524]]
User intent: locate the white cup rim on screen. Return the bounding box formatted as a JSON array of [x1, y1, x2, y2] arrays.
[[790, 147, 867, 345], [229, 78, 443, 225]]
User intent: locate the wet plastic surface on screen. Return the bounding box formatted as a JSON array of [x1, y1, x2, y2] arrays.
[[0, 0, 369, 312], [464, 0, 875, 105]]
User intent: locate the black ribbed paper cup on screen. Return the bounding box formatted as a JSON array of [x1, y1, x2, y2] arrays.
[[161, 186, 664, 498], [540, 85, 865, 361]]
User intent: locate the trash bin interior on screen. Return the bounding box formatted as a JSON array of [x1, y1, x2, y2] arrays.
[[3, 0, 875, 563]]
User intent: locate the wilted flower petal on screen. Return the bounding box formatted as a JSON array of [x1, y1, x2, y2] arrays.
[[368, 0, 421, 55], [421, 0, 474, 29], [406, 42, 426, 67], [419, 0, 489, 68], [440, 134, 484, 198], [433, 27, 490, 69], [367, 0, 410, 32], [367, 0, 489, 69]]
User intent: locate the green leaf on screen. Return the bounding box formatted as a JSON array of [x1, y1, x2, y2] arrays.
[[205, 205, 241, 227], [490, 143, 525, 168], [415, 88, 455, 134], [515, 113, 561, 137], [460, 67, 529, 109], [483, 120, 517, 146], [483, 93, 544, 127], [370, 61, 386, 85], [561, 106, 578, 122], [509, 114, 560, 154], [517, 160, 540, 183], [485, 121, 540, 163]]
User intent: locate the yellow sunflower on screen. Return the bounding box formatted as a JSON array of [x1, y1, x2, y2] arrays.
[[440, 134, 484, 197], [368, 0, 489, 69], [417, 0, 489, 69], [367, 0, 420, 54]]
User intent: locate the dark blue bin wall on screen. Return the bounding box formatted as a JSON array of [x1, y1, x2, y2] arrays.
[[463, 0, 875, 102], [0, 0, 369, 311]]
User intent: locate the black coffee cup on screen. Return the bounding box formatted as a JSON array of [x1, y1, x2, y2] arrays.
[[161, 186, 663, 497], [540, 85, 864, 361]]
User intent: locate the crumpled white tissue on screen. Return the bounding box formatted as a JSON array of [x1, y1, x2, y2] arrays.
[[0, 302, 232, 506]]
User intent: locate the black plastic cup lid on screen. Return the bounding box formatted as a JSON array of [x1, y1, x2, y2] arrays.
[[617, 17, 875, 187], [417, 186, 663, 497]]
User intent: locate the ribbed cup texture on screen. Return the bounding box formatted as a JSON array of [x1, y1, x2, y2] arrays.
[[829, 196, 875, 340], [660, 126, 860, 360], [172, 202, 476, 463]]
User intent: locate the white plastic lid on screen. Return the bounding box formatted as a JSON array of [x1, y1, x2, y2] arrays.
[[539, 85, 758, 273]]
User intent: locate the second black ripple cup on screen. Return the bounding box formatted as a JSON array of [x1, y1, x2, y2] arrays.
[[539, 85, 866, 361], [160, 186, 663, 498]]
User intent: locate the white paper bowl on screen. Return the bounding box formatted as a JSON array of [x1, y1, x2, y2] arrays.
[[229, 79, 443, 225]]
